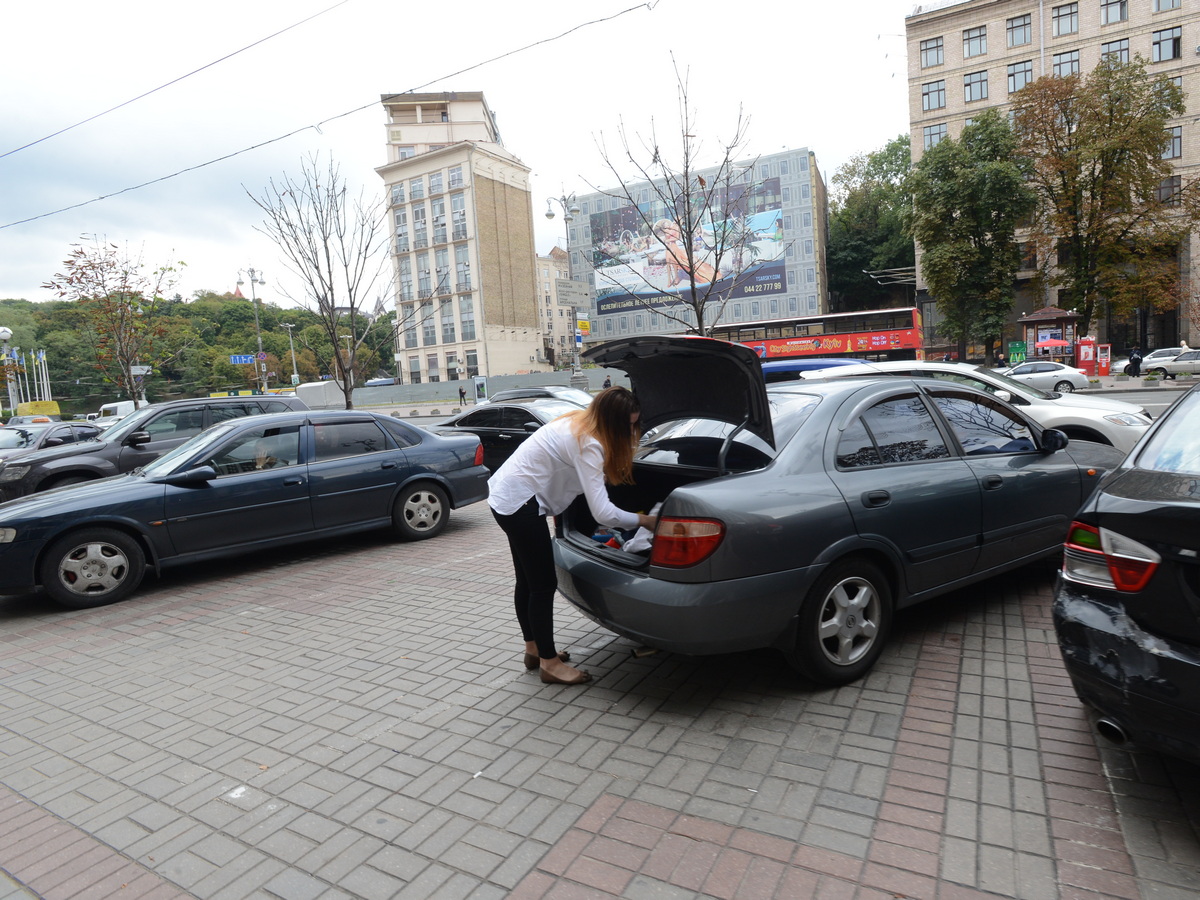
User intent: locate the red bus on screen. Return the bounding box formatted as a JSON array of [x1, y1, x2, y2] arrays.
[[709, 306, 924, 360]]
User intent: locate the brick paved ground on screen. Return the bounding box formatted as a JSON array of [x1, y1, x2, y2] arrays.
[[2, 502, 1199, 899]]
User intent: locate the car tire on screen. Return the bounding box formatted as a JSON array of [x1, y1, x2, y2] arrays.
[[1053, 381, 1076, 393], [39, 528, 146, 609], [787, 558, 892, 686], [392, 482, 449, 541], [1152, 367, 1170, 379]]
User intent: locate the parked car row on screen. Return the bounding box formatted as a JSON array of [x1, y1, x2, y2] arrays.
[[3, 341, 1197, 766]]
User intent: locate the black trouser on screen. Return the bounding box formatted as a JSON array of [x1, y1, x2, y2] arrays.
[[492, 498, 558, 660]]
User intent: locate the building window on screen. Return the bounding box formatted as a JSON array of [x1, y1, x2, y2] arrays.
[[459, 296, 475, 341], [1102, 39, 1130, 62], [421, 301, 436, 345], [408, 356, 421, 384], [427, 355, 440, 382], [1007, 14, 1032, 47], [431, 197, 446, 244], [409, 177, 424, 200], [806, 268, 816, 283], [923, 123, 948, 149], [804, 238, 814, 255], [450, 192, 467, 240], [1154, 27, 1183, 61], [801, 183, 811, 199], [396, 146, 415, 160], [1053, 50, 1081, 77], [435, 247, 450, 295], [922, 80, 946, 111], [412, 205, 427, 249], [1164, 125, 1183, 159], [964, 71, 989, 102], [428, 171, 443, 194], [782, 187, 791, 202], [390, 183, 405, 205], [921, 37, 944, 67], [1053, 3, 1078, 36], [393, 208, 409, 253], [1100, 0, 1127, 25], [1008, 61, 1034, 93], [448, 166, 464, 188], [465, 349, 478, 378], [963, 26, 987, 58], [779, 159, 790, 175], [455, 243, 471, 291], [1157, 174, 1182, 204], [1155, 0, 1181, 9], [399, 256, 413, 302], [440, 299, 456, 343], [417, 252, 430, 297], [403, 307, 418, 349]]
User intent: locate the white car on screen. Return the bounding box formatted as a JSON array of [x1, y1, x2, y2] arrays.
[[1111, 346, 1185, 376], [1001, 361, 1089, 392], [805, 360, 1151, 453]]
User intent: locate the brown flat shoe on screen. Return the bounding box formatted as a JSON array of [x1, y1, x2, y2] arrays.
[[524, 650, 570, 671], [539, 667, 592, 685]]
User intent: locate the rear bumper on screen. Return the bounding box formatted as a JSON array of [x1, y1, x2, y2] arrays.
[[552, 537, 820, 656], [1053, 581, 1200, 763]]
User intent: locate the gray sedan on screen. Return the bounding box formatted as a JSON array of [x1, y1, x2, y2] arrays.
[[1001, 360, 1089, 392], [552, 337, 1126, 686]]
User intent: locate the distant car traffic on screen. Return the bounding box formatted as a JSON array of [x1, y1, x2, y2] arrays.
[[0, 395, 308, 502], [481, 385, 594, 407], [1000, 360, 1090, 392], [1111, 346, 1185, 376], [0, 410, 489, 609], [364, 376, 399, 386], [1139, 348, 1200, 380], [4, 415, 62, 425], [552, 336, 1125, 686], [805, 360, 1151, 453], [1054, 382, 1200, 762], [430, 397, 581, 470]]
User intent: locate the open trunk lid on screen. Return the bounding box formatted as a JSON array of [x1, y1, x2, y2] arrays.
[[585, 336, 775, 450]]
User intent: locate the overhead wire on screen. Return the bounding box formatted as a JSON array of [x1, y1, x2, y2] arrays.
[[0, 2, 654, 232]]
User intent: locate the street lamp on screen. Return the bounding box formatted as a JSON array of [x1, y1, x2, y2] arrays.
[[280, 322, 300, 386], [237, 267, 268, 392], [0, 326, 16, 414], [545, 193, 586, 383]]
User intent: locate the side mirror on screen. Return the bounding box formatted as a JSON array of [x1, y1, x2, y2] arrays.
[[126, 431, 152, 446], [523, 423, 541, 433], [160, 465, 217, 486], [1041, 429, 1069, 453], [995, 390, 1013, 403], [44, 438, 65, 447]]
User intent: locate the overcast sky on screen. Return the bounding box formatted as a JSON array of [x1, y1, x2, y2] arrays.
[[0, 0, 913, 312]]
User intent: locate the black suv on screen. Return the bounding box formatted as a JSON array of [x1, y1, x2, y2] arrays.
[[0, 395, 308, 502]]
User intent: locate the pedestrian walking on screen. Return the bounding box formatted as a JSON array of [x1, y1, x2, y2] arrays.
[[1128, 347, 1142, 377], [458, 386, 467, 405], [487, 387, 658, 685]]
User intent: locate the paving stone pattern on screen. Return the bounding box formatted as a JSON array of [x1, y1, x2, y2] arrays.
[[1, 502, 1199, 899]]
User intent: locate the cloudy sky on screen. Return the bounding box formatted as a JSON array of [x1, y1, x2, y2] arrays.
[[1, 0, 914, 310]]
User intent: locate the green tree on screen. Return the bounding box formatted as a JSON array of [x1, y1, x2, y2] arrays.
[[827, 135, 914, 310], [1012, 56, 1200, 335], [908, 111, 1035, 363], [42, 239, 185, 407]]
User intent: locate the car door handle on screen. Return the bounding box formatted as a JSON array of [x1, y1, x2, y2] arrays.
[[862, 490, 890, 508], [983, 474, 1003, 490], [283, 476, 304, 486], [381, 460, 397, 469], [498, 434, 513, 440]]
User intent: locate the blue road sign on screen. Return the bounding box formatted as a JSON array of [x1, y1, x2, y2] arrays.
[[230, 355, 255, 365]]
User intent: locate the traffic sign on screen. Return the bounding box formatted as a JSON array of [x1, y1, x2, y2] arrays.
[[230, 355, 254, 365], [256, 352, 267, 361]]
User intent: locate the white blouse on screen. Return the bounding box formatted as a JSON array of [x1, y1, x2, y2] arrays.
[[487, 416, 641, 531]]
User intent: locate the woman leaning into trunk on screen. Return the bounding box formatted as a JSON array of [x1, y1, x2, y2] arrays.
[[487, 386, 658, 685]]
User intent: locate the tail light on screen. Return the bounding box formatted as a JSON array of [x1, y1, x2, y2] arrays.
[[1062, 521, 1160, 592], [649, 517, 725, 568], [474, 443, 485, 467]]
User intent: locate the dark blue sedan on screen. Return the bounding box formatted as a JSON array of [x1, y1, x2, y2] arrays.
[[0, 410, 488, 609]]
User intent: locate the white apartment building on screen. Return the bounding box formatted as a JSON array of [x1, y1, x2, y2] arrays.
[[376, 92, 544, 383], [534, 246, 579, 368], [906, 0, 1200, 348], [565, 148, 828, 343]]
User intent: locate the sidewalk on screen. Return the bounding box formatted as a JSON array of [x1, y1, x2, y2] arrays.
[[2, 503, 1199, 899]]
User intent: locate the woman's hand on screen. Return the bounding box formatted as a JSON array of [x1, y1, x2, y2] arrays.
[[637, 513, 658, 532]]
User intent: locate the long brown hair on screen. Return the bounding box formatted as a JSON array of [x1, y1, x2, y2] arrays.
[[565, 386, 640, 485]]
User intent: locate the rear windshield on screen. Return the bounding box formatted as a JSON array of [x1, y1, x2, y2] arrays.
[[1132, 390, 1200, 474], [638, 387, 821, 470]]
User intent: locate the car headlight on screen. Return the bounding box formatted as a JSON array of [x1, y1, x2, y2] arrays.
[[0, 528, 15, 543], [0, 465, 29, 483], [1103, 413, 1152, 427]]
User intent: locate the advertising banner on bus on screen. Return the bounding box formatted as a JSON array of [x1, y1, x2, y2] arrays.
[[589, 179, 787, 317], [742, 325, 923, 359]]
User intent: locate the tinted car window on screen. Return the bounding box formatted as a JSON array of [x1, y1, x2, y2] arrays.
[[313, 421, 388, 461], [459, 408, 505, 428], [1134, 390, 1200, 474], [209, 424, 303, 475], [931, 392, 1036, 454], [836, 418, 882, 468], [210, 404, 258, 424], [503, 407, 542, 429], [144, 408, 206, 439], [858, 394, 950, 464], [378, 418, 422, 449], [260, 400, 298, 413]]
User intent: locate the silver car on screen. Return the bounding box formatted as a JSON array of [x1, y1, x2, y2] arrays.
[[1141, 348, 1200, 380], [1001, 360, 1089, 392], [552, 337, 1125, 686], [807, 360, 1150, 453]]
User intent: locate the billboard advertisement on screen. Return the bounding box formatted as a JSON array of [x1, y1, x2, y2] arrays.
[[589, 179, 787, 317]]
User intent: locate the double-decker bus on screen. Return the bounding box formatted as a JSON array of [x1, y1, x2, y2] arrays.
[[708, 306, 924, 360]]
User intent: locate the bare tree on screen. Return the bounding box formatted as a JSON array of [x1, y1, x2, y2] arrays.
[[589, 64, 785, 337], [42, 238, 184, 407], [248, 154, 392, 408]]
